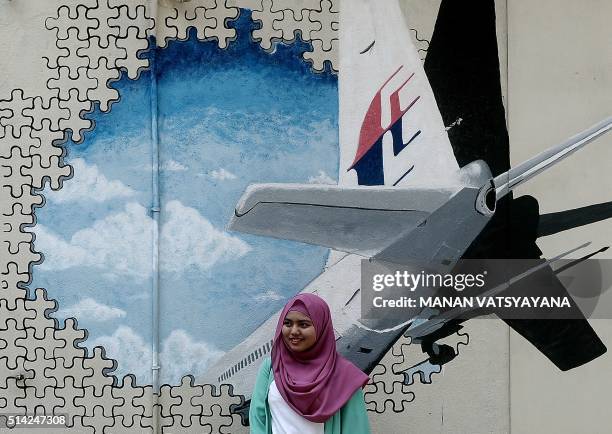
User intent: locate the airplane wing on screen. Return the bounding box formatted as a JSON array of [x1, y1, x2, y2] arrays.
[[493, 117, 611, 199], [229, 183, 459, 256], [500, 265, 606, 371], [504, 317, 606, 371]]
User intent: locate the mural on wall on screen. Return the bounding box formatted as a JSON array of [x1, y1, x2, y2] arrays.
[[31, 10, 339, 387], [214, 0, 610, 415], [0, 1, 344, 432], [0, 0, 609, 433]]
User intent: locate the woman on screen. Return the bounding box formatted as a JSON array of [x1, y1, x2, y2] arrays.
[[249, 293, 372, 434]]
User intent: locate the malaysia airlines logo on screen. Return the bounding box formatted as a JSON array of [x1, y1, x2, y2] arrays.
[[349, 65, 422, 186]]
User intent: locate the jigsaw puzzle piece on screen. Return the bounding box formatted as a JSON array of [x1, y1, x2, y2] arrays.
[[251, 0, 283, 51], [158, 0, 216, 46], [308, 0, 338, 50], [22, 348, 56, 398], [111, 375, 146, 427], [87, 0, 121, 47], [169, 376, 204, 427], [0, 378, 27, 414], [53, 317, 88, 364], [47, 66, 97, 102], [0, 299, 36, 332], [109, 4, 155, 40], [14, 383, 64, 415], [75, 384, 122, 417], [16, 326, 63, 369], [57, 89, 93, 143], [0, 262, 28, 308], [82, 346, 118, 394], [364, 380, 416, 413], [81, 405, 115, 433], [46, 356, 95, 389], [0, 90, 34, 138], [201, 403, 244, 434], [402, 359, 442, 385], [189, 4, 218, 40], [23, 96, 70, 133], [0, 334, 29, 380], [54, 376, 86, 427], [1, 208, 35, 255], [202, 0, 240, 49], [45, 4, 98, 41], [303, 38, 338, 72], [23, 288, 57, 338], [55, 28, 91, 75], [272, 8, 319, 43], [116, 26, 151, 79]]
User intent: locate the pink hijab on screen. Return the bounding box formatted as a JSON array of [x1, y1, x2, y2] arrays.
[[271, 293, 370, 423]]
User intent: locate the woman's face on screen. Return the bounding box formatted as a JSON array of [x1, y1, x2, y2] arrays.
[[282, 310, 317, 352]]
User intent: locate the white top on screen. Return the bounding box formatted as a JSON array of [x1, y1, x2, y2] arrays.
[[268, 380, 325, 434]]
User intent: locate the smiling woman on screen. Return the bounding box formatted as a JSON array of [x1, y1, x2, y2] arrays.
[[282, 311, 317, 352], [250, 294, 371, 434]]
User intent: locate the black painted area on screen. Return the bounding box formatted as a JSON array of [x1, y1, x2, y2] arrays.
[[424, 0, 509, 177], [424, 0, 606, 371], [539, 201, 612, 237]]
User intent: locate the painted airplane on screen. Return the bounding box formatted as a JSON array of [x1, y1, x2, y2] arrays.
[[201, 0, 611, 412]]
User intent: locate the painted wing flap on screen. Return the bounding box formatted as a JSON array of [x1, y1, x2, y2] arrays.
[[500, 267, 607, 370], [230, 183, 457, 255]]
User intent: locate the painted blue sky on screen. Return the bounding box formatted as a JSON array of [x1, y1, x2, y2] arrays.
[[30, 12, 338, 385]]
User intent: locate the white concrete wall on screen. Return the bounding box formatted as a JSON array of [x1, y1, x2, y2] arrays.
[[0, 1, 608, 432], [508, 0, 612, 432]]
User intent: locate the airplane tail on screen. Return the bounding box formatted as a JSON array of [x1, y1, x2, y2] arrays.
[[340, 0, 460, 188]]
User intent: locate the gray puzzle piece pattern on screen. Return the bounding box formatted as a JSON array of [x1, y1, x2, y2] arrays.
[[0, 1, 452, 432], [363, 331, 470, 414], [156, 0, 339, 72]]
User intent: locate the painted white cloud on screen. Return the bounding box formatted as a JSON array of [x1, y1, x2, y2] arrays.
[[159, 329, 225, 384], [48, 158, 135, 203], [32, 224, 89, 271], [308, 170, 336, 185], [91, 326, 224, 384], [58, 298, 126, 322], [91, 326, 152, 384], [30, 202, 153, 280], [254, 290, 283, 302], [141, 159, 188, 172], [210, 168, 237, 181], [160, 200, 251, 272], [31, 200, 250, 280]]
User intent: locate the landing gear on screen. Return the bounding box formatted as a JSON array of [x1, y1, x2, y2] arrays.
[[421, 341, 457, 366], [415, 320, 463, 366]]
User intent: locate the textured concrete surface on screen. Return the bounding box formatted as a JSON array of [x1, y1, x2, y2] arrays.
[[508, 0, 612, 432], [0, 1, 486, 433]]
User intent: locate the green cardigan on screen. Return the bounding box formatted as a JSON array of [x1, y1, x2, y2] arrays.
[[248, 357, 372, 434]]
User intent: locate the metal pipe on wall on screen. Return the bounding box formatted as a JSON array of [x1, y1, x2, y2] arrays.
[[149, 1, 161, 434]]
